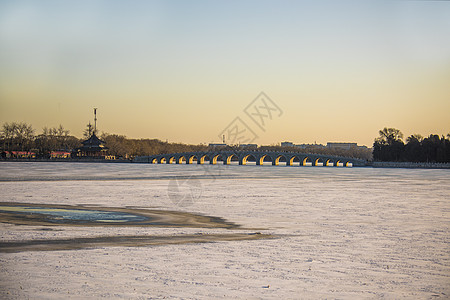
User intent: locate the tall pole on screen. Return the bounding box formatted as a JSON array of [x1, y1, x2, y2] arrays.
[[94, 108, 97, 135]]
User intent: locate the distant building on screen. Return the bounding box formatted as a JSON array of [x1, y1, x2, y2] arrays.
[[50, 151, 71, 159], [75, 108, 109, 158], [208, 143, 258, 149], [75, 133, 108, 158], [326, 142, 358, 150], [281, 142, 294, 147], [208, 143, 227, 148], [239, 144, 258, 149], [298, 143, 324, 149], [3, 151, 36, 159], [281, 141, 324, 149]]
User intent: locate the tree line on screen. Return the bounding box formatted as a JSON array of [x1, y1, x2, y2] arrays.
[[2, 122, 448, 162], [373, 128, 450, 163], [100, 134, 208, 158], [1, 122, 80, 157], [0, 122, 208, 159], [0, 121, 372, 160]]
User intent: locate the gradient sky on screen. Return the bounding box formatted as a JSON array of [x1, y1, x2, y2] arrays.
[[1, 0, 449, 146]]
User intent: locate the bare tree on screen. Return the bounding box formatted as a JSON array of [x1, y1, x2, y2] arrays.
[[16, 123, 35, 151], [1, 122, 17, 151], [1, 122, 34, 151]]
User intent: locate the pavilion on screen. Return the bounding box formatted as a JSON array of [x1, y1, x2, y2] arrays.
[[75, 108, 108, 158], [75, 133, 108, 158]]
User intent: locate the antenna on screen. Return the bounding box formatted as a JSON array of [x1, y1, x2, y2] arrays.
[[94, 108, 97, 135], [223, 134, 225, 144]]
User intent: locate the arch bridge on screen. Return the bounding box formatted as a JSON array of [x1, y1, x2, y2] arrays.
[[134, 150, 368, 167]]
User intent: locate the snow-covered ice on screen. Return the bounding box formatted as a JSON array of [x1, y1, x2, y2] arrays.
[[0, 162, 449, 299]]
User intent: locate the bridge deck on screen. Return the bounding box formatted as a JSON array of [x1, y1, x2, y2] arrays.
[[134, 151, 368, 167]]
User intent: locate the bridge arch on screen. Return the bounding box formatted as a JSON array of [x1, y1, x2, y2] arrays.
[[240, 154, 256, 165], [256, 154, 271, 165], [225, 153, 239, 165], [151, 158, 158, 164], [187, 155, 197, 164], [302, 157, 312, 166], [198, 154, 209, 164], [177, 156, 186, 164], [273, 155, 287, 166], [168, 156, 176, 164], [345, 161, 353, 167], [314, 158, 324, 166], [211, 154, 223, 165], [325, 159, 334, 167], [160, 157, 166, 164], [288, 156, 301, 166]]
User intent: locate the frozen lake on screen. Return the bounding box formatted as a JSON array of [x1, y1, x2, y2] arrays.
[[0, 162, 449, 299]]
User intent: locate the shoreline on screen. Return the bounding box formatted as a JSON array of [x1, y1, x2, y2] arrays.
[[0, 202, 273, 253], [370, 161, 450, 169], [1, 159, 449, 169], [0, 202, 242, 229], [0, 233, 274, 253], [0, 158, 133, 163]]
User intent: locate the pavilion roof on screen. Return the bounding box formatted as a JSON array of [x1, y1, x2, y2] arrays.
[[77, 133, 108, 151], [81, 133, 106, 146]]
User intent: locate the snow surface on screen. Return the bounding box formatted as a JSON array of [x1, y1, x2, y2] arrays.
[[0, 162, 449, 299]]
